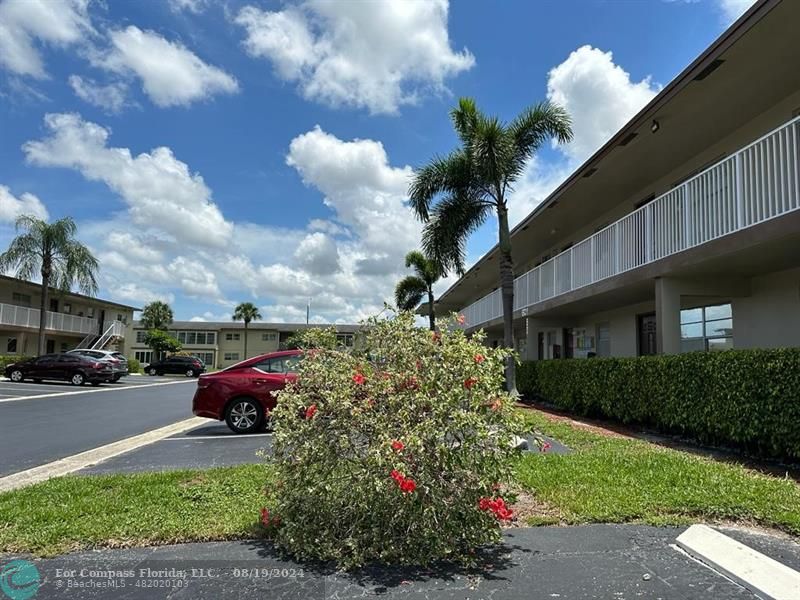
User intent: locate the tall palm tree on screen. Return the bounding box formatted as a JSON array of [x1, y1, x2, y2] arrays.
[[233, 301, 262, 359], [394, 250, 442, 331], [0, 215, 99, 356], [409, 97, 573, 391], [140, 300, 174, 331]]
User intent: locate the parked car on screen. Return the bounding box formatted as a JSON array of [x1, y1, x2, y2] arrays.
[[67, 349, 128, 382], [5, 353, 114, 386], [192, 350, 302, 433], [146, 355, 205, 377]]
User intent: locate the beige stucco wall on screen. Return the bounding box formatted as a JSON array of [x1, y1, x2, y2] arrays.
[[732, 267, 800, 350]]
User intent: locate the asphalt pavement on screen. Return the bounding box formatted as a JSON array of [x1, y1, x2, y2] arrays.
[[3, 525, 782, 599], [0, 376, 198, 477]]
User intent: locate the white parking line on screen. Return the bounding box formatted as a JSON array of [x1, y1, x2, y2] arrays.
[[0, 416, 208, 492], [163, 433, 272, 440], [0, 379, 195, 403]]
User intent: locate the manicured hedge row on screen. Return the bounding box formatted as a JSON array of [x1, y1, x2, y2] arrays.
[[0, 354, 33, 370], [517, 348, 800, 459]]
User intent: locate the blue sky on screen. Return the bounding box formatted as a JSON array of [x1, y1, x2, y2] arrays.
[[0, 0, 753, 323]]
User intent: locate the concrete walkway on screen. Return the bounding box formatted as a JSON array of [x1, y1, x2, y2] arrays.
[[5, 524, 793, 599]]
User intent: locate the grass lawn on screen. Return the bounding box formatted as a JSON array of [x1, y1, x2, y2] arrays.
[[515, 409, 800, 533], [0, 465, 272, 557], [1, 411, 798, 557]]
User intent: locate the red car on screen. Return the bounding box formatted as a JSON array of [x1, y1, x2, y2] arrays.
[[192, 350, 302, 433]]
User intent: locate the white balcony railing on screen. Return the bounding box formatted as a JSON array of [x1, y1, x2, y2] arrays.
[[0, 302, 99, 335], [460, 116, 800, 328]]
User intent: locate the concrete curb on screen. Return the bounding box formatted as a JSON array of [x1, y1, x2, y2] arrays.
[[0, 416, 207, 493], [676, 524, 800, 600]]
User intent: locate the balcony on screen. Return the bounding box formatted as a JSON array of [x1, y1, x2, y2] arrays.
[[0, 303, 99, 336], [461, 116, 800, 328]]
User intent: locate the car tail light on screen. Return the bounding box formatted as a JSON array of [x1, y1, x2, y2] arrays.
[[197, 377, 212, 389]]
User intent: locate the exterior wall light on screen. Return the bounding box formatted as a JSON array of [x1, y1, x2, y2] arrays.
[[651, 119, 660, 133]]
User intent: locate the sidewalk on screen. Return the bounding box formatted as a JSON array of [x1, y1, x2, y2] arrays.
[[3, 524, 784, 599]]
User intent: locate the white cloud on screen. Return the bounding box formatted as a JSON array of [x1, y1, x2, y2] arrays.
[[23, 113, 234, 247], [717, 0, 756, 22], [505, 45, 660, 227], [0, 185, 49, 222], [0, 0, 92, 78], [168, 0, 207, 14], [112, 282, 174, 305], [235, 0, 474, 114], [93, 26, 238, 107], [546, 45, 659, 162], [68, 75, 128, 113], [294, 232, 341, 275]]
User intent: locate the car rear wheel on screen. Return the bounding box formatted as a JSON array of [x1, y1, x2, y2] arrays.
[[9, 369, 23, 382], [70, 372, 85, 386], [225, 399, 263, 434], [185, 369, 195, 377], [148, 368, 158, 376]]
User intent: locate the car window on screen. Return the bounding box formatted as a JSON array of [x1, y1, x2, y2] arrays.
[[284, 356, 301, 373], [254, 358, 283, 373], [58, 355, 81, 363], [111, 353, 125, 360]]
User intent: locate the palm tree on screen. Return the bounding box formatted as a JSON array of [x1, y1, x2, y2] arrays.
[[394, 250, 442, 331], [409, 97, 573, 391], [0, 215, 99, 356], [140, 300, 174, 331], [232, 301, 262, 359]]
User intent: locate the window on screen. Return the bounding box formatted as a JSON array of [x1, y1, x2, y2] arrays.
[[116, 314, 122, 321], [224, 352, 240, 361], [225, 333, 240, 341], [136, 330, 147, 343], [186, 332, 197, 345], [190, 352, 214, 366], [336, 334, 354, 347], [262, 332, 277, 341], [12, 292, 31, 306], [255, 355, 301, 374], [7, 338, 17, 353], [87, 307, 95, 318], [135, 351, 153, 364], [680, 303, 733, 352], [60, 342, 68, 352], [196, 332, 207, 345], [207, 332, 215, 345], [63, 303, 72, 314]]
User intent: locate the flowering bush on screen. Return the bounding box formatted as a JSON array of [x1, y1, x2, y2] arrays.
[[266, 311, 523, 568]]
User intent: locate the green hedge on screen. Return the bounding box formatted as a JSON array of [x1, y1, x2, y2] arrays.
[[126, 358, 142, 374], [0, 355, 33, 370], [518, 349, 800, 459]]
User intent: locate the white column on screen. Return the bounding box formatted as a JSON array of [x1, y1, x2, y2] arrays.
[[655, 277, 682, 355]]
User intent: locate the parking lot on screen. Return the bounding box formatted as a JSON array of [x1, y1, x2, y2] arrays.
[[0, 374, 194, 402]]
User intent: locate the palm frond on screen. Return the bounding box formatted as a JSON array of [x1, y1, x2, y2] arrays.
[[408, 150, 473, 221], [509, 101, 573, 160], [450, 97, 480, 145], [422, 193, 491, 275], [394, 275, 427, 311], [233, 301, 262, 324]]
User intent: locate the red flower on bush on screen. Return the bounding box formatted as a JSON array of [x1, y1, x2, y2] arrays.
[[540, 441, 552, 453], [456, 314, 466, 325], [260, 507, 271, 527], [390, 469, 417, 493], [474, 354, 485, 364], [391, 440, 405, 452], [400, 478, 417, 493], [490, 398, 502, 411], [352, 373, 366, 385], [305, 404, 318, 419], [478, 496, 514, 521], [432, 331, 441, 343], [464, 377, 478, 389]]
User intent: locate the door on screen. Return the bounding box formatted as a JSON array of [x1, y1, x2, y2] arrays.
[[46, 339, 55, 354], [251, 357, 290, 410], [563, 328, 574, 359], [537, 332, 544, 361], [30, 354, 57, 379], [56, 355, 81, 380], [638, 313, 657, 356], [49, 298, 58, 312]]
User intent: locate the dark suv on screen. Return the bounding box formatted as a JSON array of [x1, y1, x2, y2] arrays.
[[5, 353, 114, 386], [146, 355, 205, 377]]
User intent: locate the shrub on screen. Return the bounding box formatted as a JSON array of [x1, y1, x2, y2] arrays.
[[267, 312, 523, 568], [518, 349, 800, 459], [126, 358, 142, 374], [0, 355, 33, 370]]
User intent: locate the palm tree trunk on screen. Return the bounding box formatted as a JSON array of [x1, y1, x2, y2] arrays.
[[496, 205, 516, 393], [427, 288, 436, 331], [38, 275, 49, 356], [243, 321, 248, 359]]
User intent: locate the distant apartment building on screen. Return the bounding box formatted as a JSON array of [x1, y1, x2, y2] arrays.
[[0, 274, 136, 356], [434, 0, 800, 360], [127, 321, 361, 369]]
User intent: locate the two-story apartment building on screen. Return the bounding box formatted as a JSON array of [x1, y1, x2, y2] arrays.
[[0, 274, 136, 356], [434, 0, 800, 361], [127, 321, 361, 369]]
